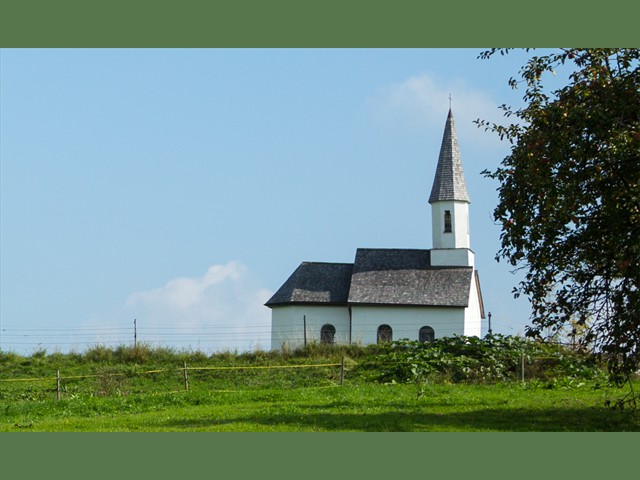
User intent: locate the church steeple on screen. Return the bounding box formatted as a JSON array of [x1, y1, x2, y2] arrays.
[[429, 109, 470, 204], [429, 109, 473, 267]]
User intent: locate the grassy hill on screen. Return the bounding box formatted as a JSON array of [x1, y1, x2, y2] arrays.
[[1, 338, 638, 431]]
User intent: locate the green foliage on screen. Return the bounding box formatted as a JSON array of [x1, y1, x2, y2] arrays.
[[94, 366, 131, 397], [283, 341, 384, 360], [0, 343, 363, 403], [0, 343, 638, 430], [83, 345, 114, 364], [360, 335, 603, 385], [477, 48, 640, 387]]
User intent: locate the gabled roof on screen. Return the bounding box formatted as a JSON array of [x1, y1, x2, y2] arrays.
[[347, 248, 472, 307], [428, 109, 471, 204], [264, 262, 353, 306], [266, 249, 473, 309]]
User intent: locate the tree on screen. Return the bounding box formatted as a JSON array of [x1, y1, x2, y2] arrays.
[[478, 48, 639, 406]]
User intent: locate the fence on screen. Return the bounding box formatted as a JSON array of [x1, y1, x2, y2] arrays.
[[0, 350, 601, 402], [0, 358, 346, 401]]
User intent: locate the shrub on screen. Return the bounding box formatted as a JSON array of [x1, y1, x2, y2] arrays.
[[113, 344, 155, 364], [360, 334, 603, 384], [83, 345, 114, 364]]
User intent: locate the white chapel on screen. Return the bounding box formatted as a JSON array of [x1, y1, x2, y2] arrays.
[[266, 109, 485, 349]]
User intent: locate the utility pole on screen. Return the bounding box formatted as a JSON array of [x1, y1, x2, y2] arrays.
[[134, 319, 137, 348], [487, 312, 492, 336]]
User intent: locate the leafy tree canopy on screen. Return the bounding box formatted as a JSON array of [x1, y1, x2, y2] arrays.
[[478, 48, 639, 393]]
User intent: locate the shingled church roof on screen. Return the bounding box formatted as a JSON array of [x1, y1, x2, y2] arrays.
[[348, 248, 472, 307], [265, 249, 472, 308], [428, 109, 471, 204], [264, 262, 353, 306]]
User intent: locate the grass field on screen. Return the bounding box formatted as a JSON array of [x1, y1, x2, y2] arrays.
[[2, 382, 639, 432], [1, 344, 638, 431]]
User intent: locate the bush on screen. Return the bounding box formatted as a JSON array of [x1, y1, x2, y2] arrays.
[[359, 334, 603, 384], [83, 345, 114, 364]]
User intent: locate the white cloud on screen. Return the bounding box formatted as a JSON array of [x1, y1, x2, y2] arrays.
[[126, 262, 246, 310], [122, 262, 273, 353], [369, 72, 506, 150]]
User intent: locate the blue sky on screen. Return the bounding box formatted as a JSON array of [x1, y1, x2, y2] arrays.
[[1, 48, 542, 354]]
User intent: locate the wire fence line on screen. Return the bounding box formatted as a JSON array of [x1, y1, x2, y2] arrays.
[[0, 351, 590, 403], [0, 359, 347, 401], [0, 362, 344, 383], [1, 321, 479, 337], [0, 317, 579, 356], [0, 321, 273, 352]]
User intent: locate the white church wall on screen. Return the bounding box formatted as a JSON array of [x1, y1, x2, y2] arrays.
[[270, 305, 350, 350], [350, 305, 465, 345], [463, 272, 483, 337], [430, 248, 474, 267], [431, 201, 470, 249]]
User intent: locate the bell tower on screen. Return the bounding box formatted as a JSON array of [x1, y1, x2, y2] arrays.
[[428, 109, 474, 267]]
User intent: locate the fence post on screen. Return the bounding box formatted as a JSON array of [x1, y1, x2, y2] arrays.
[[520, 353, 525, 383], [303, 315, 307, 347], [56, 370, 61, 401], [340, 356, 345, 385], [183, 362, 189, 392]]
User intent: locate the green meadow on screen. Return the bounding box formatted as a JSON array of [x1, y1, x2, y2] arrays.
[[1, 341, 638, 432]]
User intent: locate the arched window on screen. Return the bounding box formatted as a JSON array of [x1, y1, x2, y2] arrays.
[[320, 324, 336, 345], [419, 326, 435, 343], [444, 210, 452, 233], [377, 324, 393, 344]]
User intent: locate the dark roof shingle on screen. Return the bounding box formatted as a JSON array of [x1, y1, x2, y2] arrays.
[[265, 262, 353, 306], [266, 249, 473, 308], [347, 248, 472, 307]]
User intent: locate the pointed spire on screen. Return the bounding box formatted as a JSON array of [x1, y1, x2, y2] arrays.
[[429, 109, 470, 204]]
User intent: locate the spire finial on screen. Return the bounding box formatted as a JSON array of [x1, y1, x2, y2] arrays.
[[448, 93, 452, 110]]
